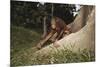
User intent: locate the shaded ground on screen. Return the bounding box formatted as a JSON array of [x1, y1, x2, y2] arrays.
[[11, 26, 42, 65]]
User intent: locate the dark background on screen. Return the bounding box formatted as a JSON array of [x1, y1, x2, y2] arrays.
[[11, 1, 77, 29]]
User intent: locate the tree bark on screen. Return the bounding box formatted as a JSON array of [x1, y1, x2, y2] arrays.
[[41, 16, 47, 38], [69, 6, 94, 33]]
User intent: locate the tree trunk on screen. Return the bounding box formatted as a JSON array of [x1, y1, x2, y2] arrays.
[[51, 3, 54, 17], [41, 16, 47, 38], [35, 6, 95, 56], [70, 5, 94, 33]]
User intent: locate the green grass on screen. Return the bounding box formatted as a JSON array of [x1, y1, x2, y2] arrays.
[[11, 26, 42, 52], [11, 26, 42, 66], [29, 49, 95, 65], [11, 26, 95, 66]]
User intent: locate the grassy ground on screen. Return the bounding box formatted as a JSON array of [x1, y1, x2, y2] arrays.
[[11, 26, 95, 66], [11, 26, 42, 66]]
